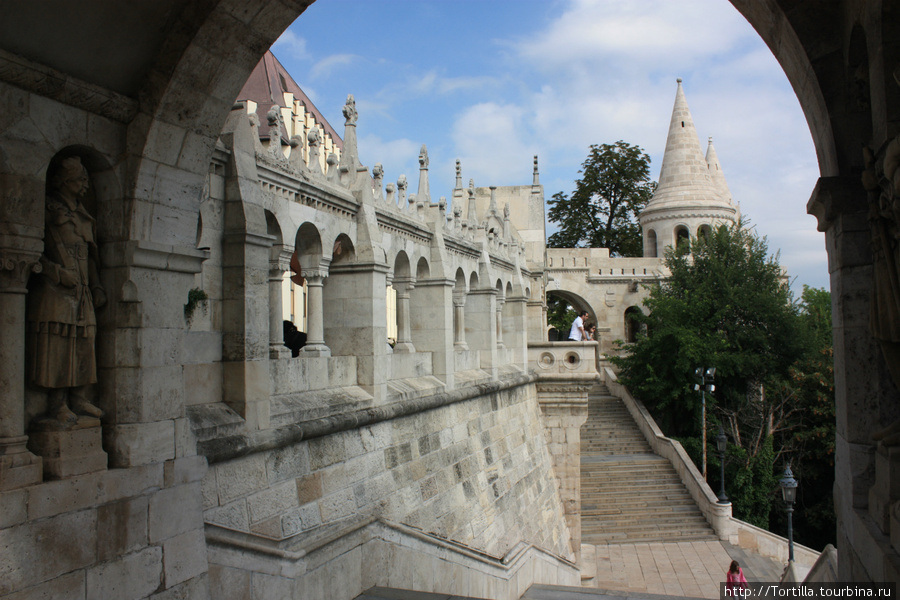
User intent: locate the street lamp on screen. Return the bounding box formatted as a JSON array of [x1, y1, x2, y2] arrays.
[[779, 464, 798, 563], [693, 367, 716, 478], [715, 425, 728, 504]]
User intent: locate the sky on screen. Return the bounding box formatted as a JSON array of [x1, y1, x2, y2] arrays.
[[272, 0, 827, 294]]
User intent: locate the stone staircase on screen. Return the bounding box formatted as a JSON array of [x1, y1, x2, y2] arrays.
[[580, 384, 716, 545]]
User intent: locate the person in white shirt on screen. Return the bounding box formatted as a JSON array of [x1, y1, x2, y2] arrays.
[[568, 310, 589, 341]]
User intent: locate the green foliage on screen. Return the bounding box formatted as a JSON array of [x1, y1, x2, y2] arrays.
[[610, 223, 837, 546], [547, 141, 656, 257], [612, 221, 807, 437], [184, 287, 209, 320], [768, 285, 835, 549], [546, 295, 577, 336]]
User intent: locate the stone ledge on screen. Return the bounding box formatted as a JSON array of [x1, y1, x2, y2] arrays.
[[197, 373, 535, 464]]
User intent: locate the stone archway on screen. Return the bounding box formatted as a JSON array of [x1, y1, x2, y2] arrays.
[[0, 0, 897, 586]]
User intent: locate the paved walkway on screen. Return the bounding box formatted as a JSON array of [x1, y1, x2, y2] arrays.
[[580, 540, 786, 599]]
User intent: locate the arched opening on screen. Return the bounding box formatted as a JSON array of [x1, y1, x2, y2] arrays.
[[674, 225, 690, 250], [646, 229, 658, 258], [546, 290, 594, 342], [391, 252, 414, 352], [624, 306, 643, 343]]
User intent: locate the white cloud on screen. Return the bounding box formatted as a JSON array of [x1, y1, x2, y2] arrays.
[[357, 134, 421, 187], [272, 30, 310, 62], [310, 54, 360, 80], [509, 0, 750, 74], [451, 102, 537, 186]]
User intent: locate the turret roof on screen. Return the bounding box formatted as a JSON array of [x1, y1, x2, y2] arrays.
[[641, 79, 735, 216]]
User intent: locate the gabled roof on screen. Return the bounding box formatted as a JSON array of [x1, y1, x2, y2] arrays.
[[236, 50, 342, 149]]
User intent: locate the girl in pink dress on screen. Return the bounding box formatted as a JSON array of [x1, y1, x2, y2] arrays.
[[726, 560, 749, 593]]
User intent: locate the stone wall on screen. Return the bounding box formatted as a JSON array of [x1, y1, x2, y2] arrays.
[[202, 379, 575, 597]]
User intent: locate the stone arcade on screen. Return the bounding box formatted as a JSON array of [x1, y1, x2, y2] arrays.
[[1, 2, 900, 598]]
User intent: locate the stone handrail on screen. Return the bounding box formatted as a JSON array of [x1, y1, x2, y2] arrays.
[[601, 364, 824, 570], [600, 365, 735, 539], [730, 518, 820, 572], [206, 516, 579, 600]]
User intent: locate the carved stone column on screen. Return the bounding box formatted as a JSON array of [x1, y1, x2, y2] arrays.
[[300, 269, 330, 357], [453, 294, 468, 350], [268, 249, 292, 359], [0, 251, 43, 489], [495, 296, 506, 349], [393, 278, 415, 353]]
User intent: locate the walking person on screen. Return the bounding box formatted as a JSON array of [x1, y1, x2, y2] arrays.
[[726, 560, 748, 594]]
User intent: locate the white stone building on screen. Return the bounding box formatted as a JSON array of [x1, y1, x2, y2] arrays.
[[545, 79, 740, 356]]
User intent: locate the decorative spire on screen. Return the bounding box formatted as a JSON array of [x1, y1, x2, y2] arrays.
[[416, 144, 431, 205], [467, 179, 477, 224], [372, 163, 384, 201], [338, 94, 360, 186], [705, 137, 732, 204], [644, 78, 725, 211]]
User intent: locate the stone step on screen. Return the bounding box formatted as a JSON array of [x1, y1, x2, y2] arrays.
[[355, 587, 488, 600], [579, 389, 716, 545], [581, 506, 702, 518], [522, 583, 709, 600], [581, 531, 719, 544], [581, 516, 711, 531]]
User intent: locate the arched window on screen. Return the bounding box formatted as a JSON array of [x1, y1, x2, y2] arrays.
[[646, 229, 658, 258], [675, 226, 690, 250], [625, 306, 643, 343]]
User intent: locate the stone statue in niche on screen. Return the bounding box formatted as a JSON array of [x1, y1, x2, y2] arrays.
[[27, 156, 106, 427], [863, 66, 900, 445]]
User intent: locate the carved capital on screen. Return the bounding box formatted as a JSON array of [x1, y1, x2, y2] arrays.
[[303, 269, 329, 282], [0, 252, 41, 293]]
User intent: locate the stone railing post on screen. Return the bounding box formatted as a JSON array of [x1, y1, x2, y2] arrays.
[[453, 294, 468, 350], [268, 249, 292, 359], [495, 296, 506, 349], [300, 268, 330, 357], [393, 278, 415, 353]]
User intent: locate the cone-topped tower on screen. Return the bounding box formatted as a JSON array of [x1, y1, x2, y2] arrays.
[[638, 79, 739, 257]]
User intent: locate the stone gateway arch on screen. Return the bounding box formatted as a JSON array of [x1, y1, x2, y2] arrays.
[[0, 1, 898, 596]]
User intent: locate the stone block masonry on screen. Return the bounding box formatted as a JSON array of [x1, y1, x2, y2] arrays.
[[203, 380, 574, 594]]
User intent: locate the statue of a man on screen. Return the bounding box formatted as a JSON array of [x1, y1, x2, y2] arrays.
[[28, 156, 106, 425]]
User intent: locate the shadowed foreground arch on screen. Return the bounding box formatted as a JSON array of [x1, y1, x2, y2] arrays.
[[0, 0, 897, 591]]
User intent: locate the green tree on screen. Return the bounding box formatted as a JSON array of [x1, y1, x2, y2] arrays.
[[611, 221, 808, 437], [610, 221, 812, 528], [547, 141, 656, 257], [546, 295, 576, 337], [768, 285, 835, 549]]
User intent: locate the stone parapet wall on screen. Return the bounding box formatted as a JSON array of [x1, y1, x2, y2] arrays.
[[207, 518, 579, 600], [202, 377, 575, 595]]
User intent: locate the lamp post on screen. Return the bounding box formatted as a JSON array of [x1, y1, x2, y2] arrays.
[[693, 367, 715, 478], [779, 465, 798, 563], [716, 425, 729, 504]]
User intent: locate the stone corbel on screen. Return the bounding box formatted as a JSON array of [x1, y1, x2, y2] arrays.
[[102, 240, 211, 273]]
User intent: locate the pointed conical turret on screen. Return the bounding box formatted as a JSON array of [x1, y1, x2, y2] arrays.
[[639, 79, 739, 257], [646, 79, 722, 209], [705, 136, 733, 205]]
